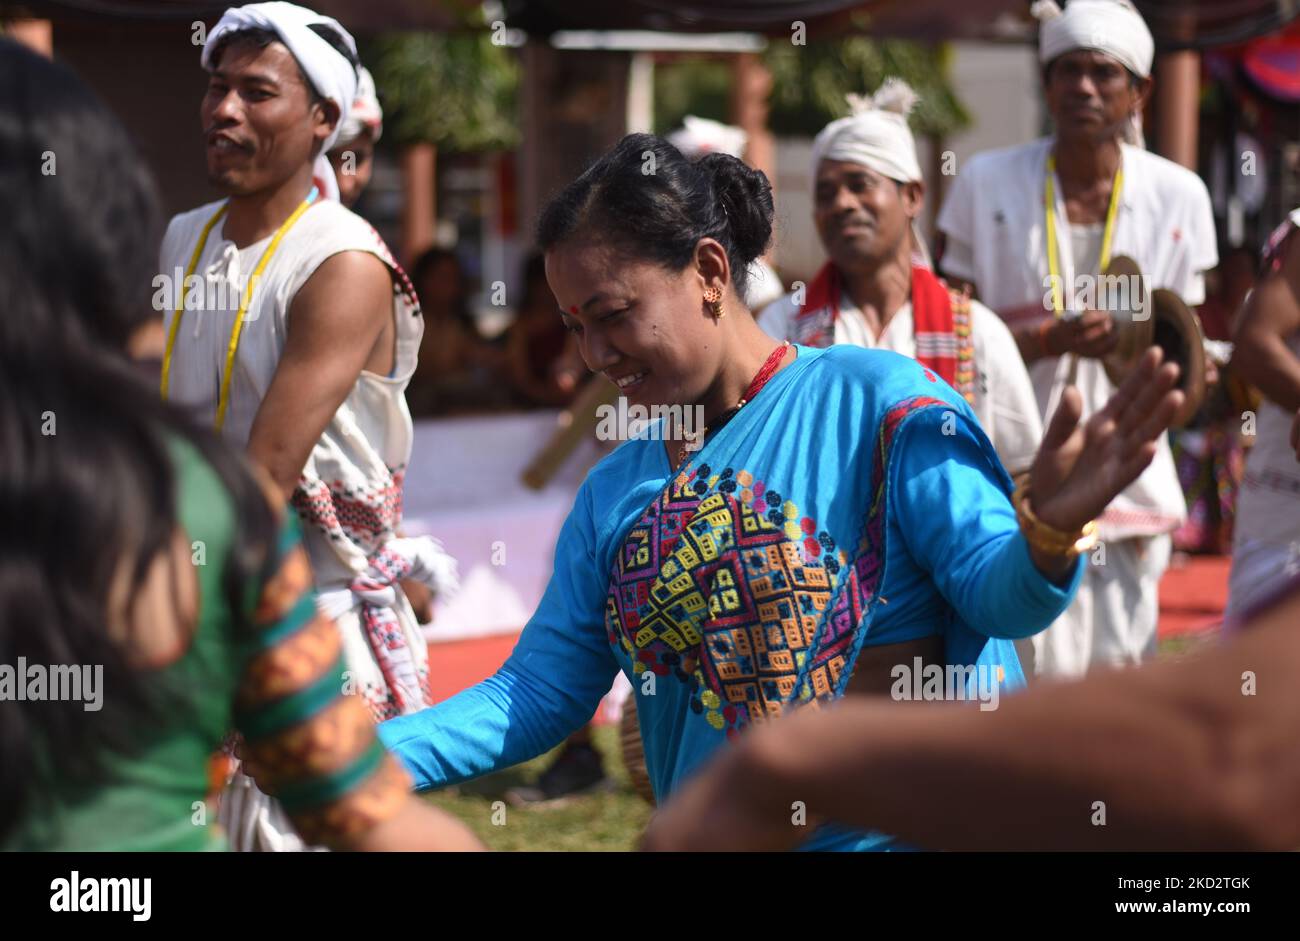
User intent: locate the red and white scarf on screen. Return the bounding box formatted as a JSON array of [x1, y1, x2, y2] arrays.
[[791, 261, 976, 404]]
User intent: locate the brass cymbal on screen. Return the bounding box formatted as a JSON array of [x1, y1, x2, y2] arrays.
[[1098, 256, 1206, 428]]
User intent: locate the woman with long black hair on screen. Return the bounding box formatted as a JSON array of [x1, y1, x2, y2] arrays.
[[0, 38, 479, 851]]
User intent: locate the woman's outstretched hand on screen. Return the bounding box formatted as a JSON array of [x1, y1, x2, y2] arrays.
[[1029, 346, 1183, 534]]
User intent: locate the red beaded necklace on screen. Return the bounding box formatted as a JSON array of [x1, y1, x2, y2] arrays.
[[675, 340, 792, 468]]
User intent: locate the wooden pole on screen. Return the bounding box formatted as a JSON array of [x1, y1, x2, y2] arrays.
[[400, 141, 437, 265]]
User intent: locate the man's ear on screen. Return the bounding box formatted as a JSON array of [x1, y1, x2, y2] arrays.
[[902, 180, 925, 220], [312, 98, 341, 152], [1132, 74, 1153, 114]]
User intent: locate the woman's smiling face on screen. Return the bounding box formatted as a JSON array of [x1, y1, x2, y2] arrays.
[[546, 237, 725, 410]]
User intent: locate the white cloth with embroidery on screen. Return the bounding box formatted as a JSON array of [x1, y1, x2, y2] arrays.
[[161, 197, 446, 847], [159, 197, 444, 706]]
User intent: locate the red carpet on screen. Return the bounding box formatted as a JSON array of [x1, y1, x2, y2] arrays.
[[425, 554, 1231, 705], [1157, 553, 1231, 638]]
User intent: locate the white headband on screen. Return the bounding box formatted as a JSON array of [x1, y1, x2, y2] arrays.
[[810, 78, 923, 184], [668, 115, 748, 160], [202, 2, 359, 154], [336, 66, 382, 146], [1033, 0, 1154, 79]]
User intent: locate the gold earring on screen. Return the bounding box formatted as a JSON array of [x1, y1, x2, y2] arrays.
[[703, 285, 725, 320]]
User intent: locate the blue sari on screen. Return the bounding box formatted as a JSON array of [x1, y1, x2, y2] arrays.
[[380, 345, 1082, 850]]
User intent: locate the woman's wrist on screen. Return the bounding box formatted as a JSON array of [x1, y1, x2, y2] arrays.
[[1013, 473, 1096, 584]]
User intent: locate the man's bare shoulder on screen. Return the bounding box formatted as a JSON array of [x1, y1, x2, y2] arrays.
[[296, 199, 388, 249], [296, 249, 391, 304]]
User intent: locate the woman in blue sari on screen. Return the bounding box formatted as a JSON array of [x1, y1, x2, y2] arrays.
[[379, 135, 1183, 850]]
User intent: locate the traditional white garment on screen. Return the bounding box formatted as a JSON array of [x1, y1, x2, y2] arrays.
[[1036, 534, 1171, 675], [937, 136, 1218, 677], [1227, 210, 1300, 620], [160, 196, 444, 847], [758, 293, 1043, 474], [159, 195, 443, 682], [938, 137, 1217, 539], [337, 66, 382, 144]]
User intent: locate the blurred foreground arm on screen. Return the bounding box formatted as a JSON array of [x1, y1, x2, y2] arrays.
[[644, 584, 1300, 851]]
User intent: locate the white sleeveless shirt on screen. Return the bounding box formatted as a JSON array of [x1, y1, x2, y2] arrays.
[[158, 198, 424, 590]]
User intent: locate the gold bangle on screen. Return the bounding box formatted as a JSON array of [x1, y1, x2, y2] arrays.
[[1012, 473, 1099, 557]]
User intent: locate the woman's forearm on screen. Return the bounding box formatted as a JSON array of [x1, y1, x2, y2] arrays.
[[377, 666, 593, 791]]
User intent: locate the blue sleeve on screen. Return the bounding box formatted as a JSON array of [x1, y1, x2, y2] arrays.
[[888, 405, 1082, 639], [377, 483, 620, 790]]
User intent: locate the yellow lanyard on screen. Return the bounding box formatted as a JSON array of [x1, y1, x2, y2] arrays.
[[1045, 152, 1123, 317], [160, 188, 318, 430]]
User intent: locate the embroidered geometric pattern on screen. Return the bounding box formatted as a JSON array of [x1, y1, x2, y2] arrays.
[[291, 464, 432, 723], [606, 395, 947, 740], [292, 467, 406, 553], [351, 543, 435, 723]]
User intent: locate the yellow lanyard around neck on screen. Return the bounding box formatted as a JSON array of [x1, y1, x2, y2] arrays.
[[1045, 152, 1123, 317], [160, 188, 318, 431]]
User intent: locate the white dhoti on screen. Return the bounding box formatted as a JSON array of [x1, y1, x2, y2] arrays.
[[219, 767, 319, 852], [1032, 535, 1171, 678]]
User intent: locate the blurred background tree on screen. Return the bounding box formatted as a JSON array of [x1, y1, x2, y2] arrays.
[[766, 36, 968, 137], [655, 36, 969, 139], [365, 30, 519, 152], [362, 4, 520, 261]]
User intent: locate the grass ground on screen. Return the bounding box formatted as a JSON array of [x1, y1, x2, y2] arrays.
[[423, 723, 653, 851]]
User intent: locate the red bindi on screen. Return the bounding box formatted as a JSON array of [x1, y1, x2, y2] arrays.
[[568, 305, 579, 315]]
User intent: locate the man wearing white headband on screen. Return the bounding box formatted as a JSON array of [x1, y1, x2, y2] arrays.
[[327, 66, 382, 208], [158, 2, 452, 848], [937, 0, 1218, 678], [758, 80, 1043, 476]]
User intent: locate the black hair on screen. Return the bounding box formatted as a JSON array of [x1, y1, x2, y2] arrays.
[[536, 133, 774, 299], [207, 24, 359, 106], [0, 39, 279, 838]]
